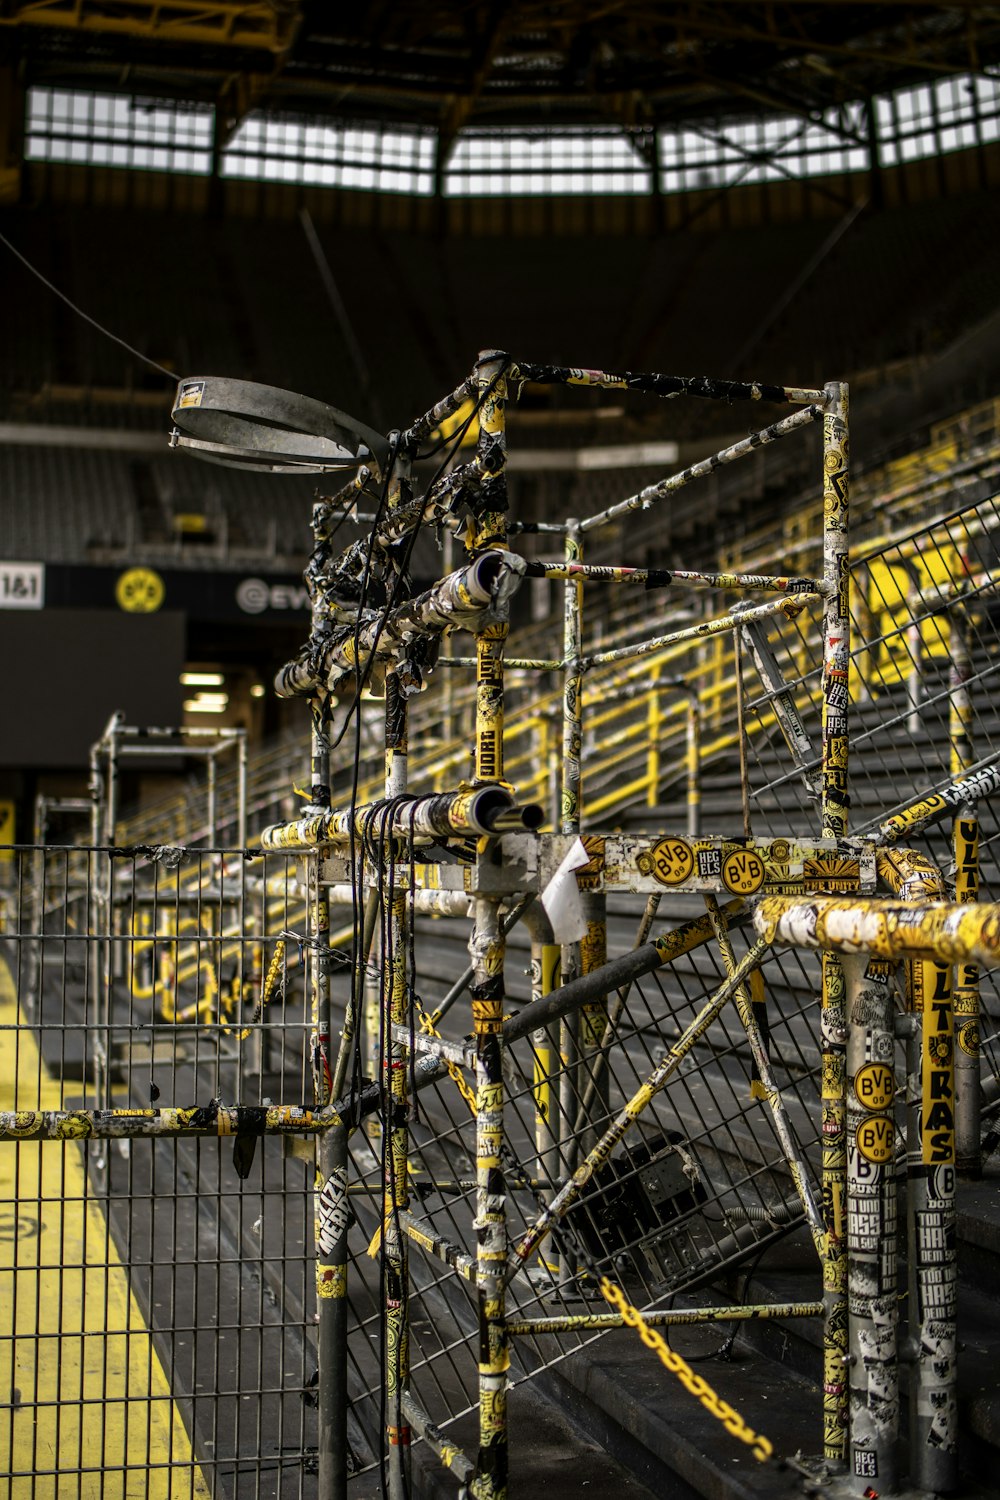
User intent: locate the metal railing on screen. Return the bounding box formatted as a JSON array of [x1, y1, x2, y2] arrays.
[[5, 351, 1000, 1500]]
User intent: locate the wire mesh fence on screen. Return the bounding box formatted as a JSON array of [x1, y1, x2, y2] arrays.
[[0, 839, 831, 1492], [0, 845, 326, 1499]]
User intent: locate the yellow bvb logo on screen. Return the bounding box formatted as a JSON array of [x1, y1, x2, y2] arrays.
[[647, 837, 694, 886], [855, 1114, 894, 1164], [722, 848, 766, 895], [116, 567, 165, 613], [853, 1062, 894, 1111]]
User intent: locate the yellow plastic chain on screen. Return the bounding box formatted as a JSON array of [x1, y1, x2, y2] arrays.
[[222, 939, 286, 1041], [419, 1009, 477, 1114], [599, 1278, 773, 1463]]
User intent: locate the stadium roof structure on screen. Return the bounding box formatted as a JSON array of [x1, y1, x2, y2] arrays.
[[3, 2, 999, 148]]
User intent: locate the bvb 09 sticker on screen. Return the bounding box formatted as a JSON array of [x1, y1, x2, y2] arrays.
[[646, 837, 694, 886], [853, 1062, 894, 1111], [856, 1114, 894, 1164], [722, 848, 766, 895]]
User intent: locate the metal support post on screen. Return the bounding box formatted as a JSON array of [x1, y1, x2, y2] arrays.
[[383, 446, 414, 1494], [579, 890, 609, 1152], [206, 749, 217, 845], [821, 380, 850, 1467], [525, 907, 561, 1192], [842, 954, 898, 1494], [906, 951, 959, 1493], [686, 693, 701, 839], [307, 583, 350, 1500], [559, 518, 584, 1183], [950, 606, 980, 1177], [469, 348, 510, 1500], [383, 827, 412, 1490], [236, 729, 249, 847]]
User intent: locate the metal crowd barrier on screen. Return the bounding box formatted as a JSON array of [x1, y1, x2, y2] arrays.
[[2, 351, 999, 1500]]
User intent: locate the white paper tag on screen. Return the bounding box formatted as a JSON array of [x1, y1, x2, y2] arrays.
[[540, 837, 590, 944]]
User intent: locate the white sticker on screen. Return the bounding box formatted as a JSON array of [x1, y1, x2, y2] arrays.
[[317, 1167, 349, 1256], [541, 837, 590, 945], [0, 561, 44, 609]]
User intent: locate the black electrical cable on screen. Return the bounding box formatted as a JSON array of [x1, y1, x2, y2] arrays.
[[0, 228, 177, 380]]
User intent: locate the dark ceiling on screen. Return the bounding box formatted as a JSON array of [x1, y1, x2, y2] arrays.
[[3, 2, 999, 145]]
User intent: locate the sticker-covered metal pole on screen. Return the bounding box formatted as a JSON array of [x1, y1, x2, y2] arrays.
[[381, 450, 414, 1494], [821, 379, 850, 1467], [469, 350, 510, 1500], [383, 667, 412, 1496], [307, 558, 350, 1500], [877, 849, 959, 1494], [842, 954, 899, 1494], [821, 380, 850, 840], [687, 693, 701, 839], [559, 518, 584, 1181], [907, 949, 959, 1491], [579, 888, 609, 1151], [524, 904, 560, 1192], [950, 605, 980, 1178]]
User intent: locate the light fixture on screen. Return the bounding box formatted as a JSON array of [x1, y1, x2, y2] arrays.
[[180, 671, 225, 687], [250, 683, 266, 699], [169, 377, 390, 476], [184, 692, 229, 713]]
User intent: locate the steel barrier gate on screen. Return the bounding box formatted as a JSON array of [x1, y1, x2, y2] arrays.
[[2, 352, 1000, 1499]]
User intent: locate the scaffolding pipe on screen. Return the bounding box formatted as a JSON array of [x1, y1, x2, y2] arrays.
[[468, 347, 511, 1500], [273, 549, 526, 699], [949, 605, 980, 1177], [259, 787, 543, 849]]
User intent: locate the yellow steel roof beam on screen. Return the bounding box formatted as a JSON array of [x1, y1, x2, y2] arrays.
[[0, 0, 298, 53]]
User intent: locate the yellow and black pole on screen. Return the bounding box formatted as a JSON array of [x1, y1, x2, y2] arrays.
[[469, 350, 511, 1500], [559, 518, 585, 1190], [950, 603, 980, 1178], [525, 903, 561, 1193], [382, 668, 412, 1497], [302, 508, 350, 1500], [876, 848, 959, 1496], [820, 379, 850, 1468]]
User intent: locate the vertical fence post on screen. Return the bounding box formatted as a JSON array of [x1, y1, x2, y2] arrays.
[[950, 605, 980, 1178], [686, 692, 701, 839], [559, 519, 584, 1188], [646, 669, 661, 807], [307, 563, 350, 1500], [842, 955, 899, 1493], [235, 729, 248, 848], [579, 889, 609, 1153], [206, 748, 217, 845], [821, 380, 850, 1468], [527, 912, 561, 1192], [383, 667, 412, 1498], [907, 951, 959, 1493], [906, 566, 923, 737], [469, 350, 511, 1500]]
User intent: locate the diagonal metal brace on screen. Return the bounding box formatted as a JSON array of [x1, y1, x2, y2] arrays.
[[737, 605, 819, 796]]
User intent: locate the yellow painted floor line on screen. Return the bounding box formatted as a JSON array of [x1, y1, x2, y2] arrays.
[[0, 957, 211, 1498]]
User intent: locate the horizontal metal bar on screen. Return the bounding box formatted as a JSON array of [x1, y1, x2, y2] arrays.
[[755, 896, 1000, 967], [391, 1024, 476, 1070], [507, 1300, 823, 1335], [398, 1210, 477, 1283], [0, 1099, 341, 1144], [584, 592, 818, 670], [581, 404, 824, 535], [259, 786, 543, 849]]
